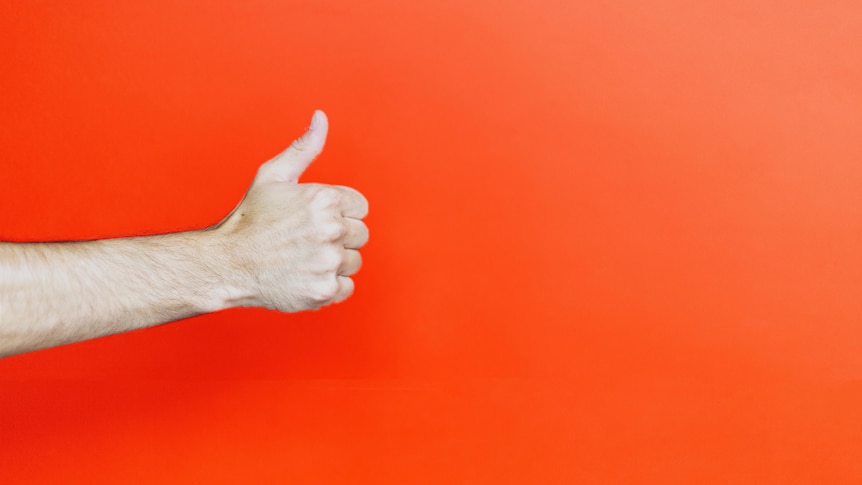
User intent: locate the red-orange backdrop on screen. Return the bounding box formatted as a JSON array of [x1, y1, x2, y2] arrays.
[[2, 1, 862, 483]]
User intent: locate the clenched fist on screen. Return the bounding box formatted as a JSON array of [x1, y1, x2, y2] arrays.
[[210, 110, 369, 312]]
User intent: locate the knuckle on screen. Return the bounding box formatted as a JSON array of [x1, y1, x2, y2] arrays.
[[313, 187, 341, 207], [311, 278, 340, 302], [297, 183, 323, 201], [315, 248, 343, 273], [340, 277, 355, 300], [327, 249, 344, 272], [320, 221, 347, 241], [255, 161, 279, 182]]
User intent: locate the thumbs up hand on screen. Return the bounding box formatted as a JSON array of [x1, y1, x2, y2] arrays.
[[210, 110, 369, 312]]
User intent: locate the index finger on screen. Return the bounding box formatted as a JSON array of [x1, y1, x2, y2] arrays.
[[335, 185, 369, 219]]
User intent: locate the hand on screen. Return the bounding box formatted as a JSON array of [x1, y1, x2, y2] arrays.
[[211, 110, 369, 312]]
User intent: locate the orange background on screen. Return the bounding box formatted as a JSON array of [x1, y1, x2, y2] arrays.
[[2, 0, 862, 483]]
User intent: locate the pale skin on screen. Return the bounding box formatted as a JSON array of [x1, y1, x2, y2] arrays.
[[0, 110, 369, 358]]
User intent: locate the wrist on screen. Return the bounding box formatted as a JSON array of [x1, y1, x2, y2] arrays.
[[194, 227, 259, 312]]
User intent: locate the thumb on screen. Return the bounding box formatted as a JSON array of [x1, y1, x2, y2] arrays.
[[261, 110, 328, 183]]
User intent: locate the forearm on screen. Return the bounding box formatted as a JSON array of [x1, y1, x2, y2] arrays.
[[0, 231, 229, 357]]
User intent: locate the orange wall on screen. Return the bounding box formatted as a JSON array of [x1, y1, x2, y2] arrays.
[[2, 1, 862, 483]]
